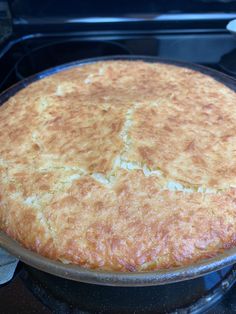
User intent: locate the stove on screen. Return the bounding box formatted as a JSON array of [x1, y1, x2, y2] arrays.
[[0, 262, 236, 313], [1, 0, 236, 313]]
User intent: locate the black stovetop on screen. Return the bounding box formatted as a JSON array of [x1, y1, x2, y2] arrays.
[[0, 262, 236, 313], [1, 28, 236, 94], [1, 17, 236, 313]]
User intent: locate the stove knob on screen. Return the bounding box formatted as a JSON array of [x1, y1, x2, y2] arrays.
[[226, 19, 236, 34]]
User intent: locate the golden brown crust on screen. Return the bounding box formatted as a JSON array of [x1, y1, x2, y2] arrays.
[[1, 60, 236, 271]]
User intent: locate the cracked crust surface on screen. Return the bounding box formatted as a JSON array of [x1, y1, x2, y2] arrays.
[[1, 60, 236, 271]]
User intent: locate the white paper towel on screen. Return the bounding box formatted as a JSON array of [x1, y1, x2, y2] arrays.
[[0, 248, 19, 284]]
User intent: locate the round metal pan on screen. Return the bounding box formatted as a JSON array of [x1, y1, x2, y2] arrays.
[[1, 55, 236, 287]]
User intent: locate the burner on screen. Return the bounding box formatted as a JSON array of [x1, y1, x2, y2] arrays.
[[0, 39, 132, 93], [14, 40, 132, 80], [17, 265, 236, 314]]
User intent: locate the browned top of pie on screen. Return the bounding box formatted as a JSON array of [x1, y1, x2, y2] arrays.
[[1, 60, 236, 271]]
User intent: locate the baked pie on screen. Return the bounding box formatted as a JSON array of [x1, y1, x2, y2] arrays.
[[1, 60, 236, 271]]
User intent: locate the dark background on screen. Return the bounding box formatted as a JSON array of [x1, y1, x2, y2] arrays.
[[8, 0, 236, 17]]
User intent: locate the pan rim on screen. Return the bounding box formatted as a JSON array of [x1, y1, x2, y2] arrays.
[[1, 231, 236, 287], [1, 55, 236, 286]]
